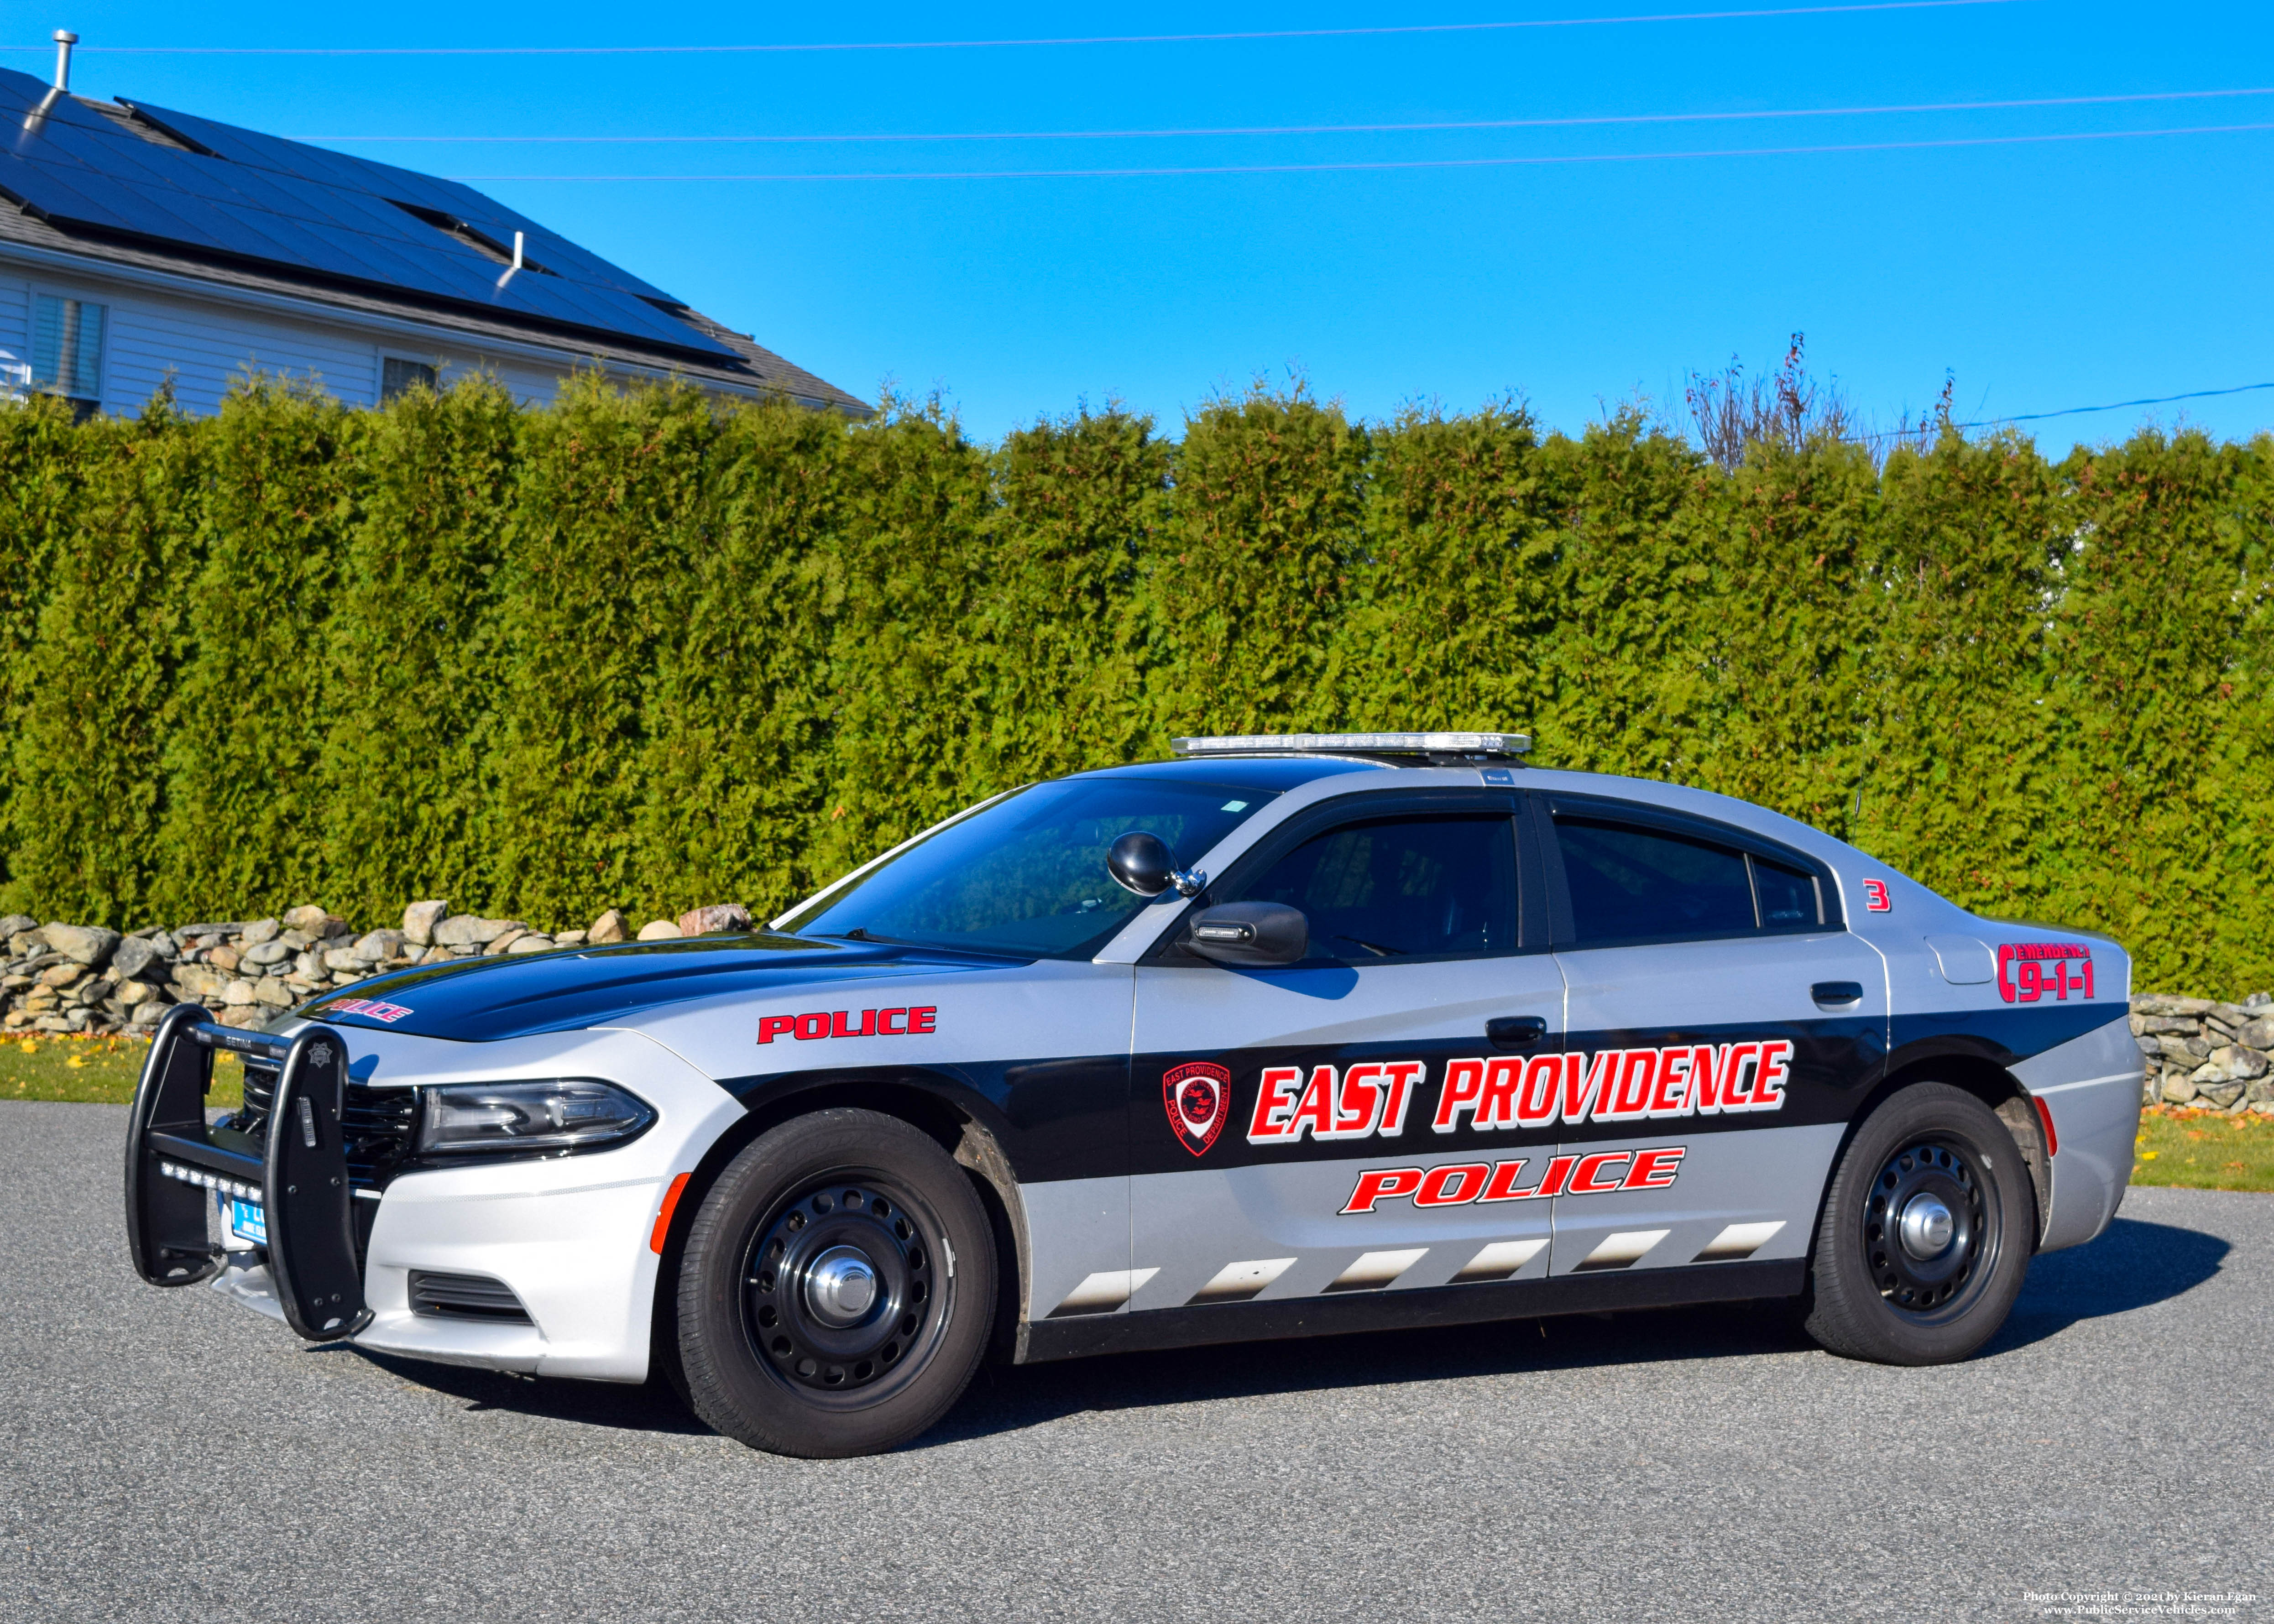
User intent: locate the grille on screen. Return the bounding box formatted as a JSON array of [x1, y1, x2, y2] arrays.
[[238, 1064, 418, 1191], [408, 1270, 532, 1323]]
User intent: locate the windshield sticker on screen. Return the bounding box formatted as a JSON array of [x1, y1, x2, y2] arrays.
[[758, 1006, 938, 1044], [321, 997, 412, 1024]]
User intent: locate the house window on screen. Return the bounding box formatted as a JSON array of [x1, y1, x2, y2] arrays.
[[381, 356, 438, 402], [31, 293, 104, 417]]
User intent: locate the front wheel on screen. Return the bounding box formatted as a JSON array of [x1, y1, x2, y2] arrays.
[[677, 1108, 996, 1457], [1802, 1082, 2035, 1365]]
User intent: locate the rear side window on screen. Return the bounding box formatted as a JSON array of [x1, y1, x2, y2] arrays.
[[1227, 814, 1518, 961], [1555, 817, 1823, 944]]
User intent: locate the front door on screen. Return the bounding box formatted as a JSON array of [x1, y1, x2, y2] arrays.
[[1537, 796, 1889, 1280], [1112, 793, 1570, 1324]]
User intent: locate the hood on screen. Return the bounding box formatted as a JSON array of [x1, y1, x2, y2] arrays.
[[283, 932, 1023, 1042]]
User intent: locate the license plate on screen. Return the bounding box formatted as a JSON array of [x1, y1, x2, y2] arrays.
[[229, 1198, 267, 1245]]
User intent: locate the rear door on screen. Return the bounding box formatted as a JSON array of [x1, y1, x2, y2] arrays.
[[1539, 794, 1887, 1281], [1114, 790, 1570, 1323]]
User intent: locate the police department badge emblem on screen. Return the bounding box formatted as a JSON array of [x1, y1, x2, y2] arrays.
[[1162, 1061, 1230, 1156]]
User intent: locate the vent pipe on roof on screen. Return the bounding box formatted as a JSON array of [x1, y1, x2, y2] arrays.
[[51, 30, 76, 94], [494, 230, 525, 292]]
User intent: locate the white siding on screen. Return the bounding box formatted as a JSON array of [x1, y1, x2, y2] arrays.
[[0, 252, 754, 419], [0, 279, 27, 394]]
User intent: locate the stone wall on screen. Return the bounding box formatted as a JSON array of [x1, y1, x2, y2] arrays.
[[8, 900, 2265, 1117], [2131, 994, 2274, 1113], [0, 900, 750, 1035]]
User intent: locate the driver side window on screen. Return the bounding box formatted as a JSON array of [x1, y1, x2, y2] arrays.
[[1223, 813, 1518, 962]]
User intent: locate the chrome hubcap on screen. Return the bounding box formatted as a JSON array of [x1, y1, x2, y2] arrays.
[[1898, 1194, 1955, 1259], [804, 1245, 879, 1327]]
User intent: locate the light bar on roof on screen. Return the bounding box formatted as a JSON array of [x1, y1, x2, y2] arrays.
[[1171, 731, 1532, 759]]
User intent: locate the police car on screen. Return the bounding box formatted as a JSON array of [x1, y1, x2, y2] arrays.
[[125, 733, 2141, 1458]]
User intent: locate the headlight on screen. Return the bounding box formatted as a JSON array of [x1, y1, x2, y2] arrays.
[[415, 1080, 655, 1158]]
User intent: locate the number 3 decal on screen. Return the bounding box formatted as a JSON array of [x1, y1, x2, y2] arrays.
[[1862, 879, 1891, 912]]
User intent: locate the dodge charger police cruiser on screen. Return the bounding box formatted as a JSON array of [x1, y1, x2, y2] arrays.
[[125, 733, 2141, 1458]]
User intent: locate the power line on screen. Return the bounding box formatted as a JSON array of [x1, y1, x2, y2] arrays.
[[0, 0, 2031, 56], [1966, 381, 2274, 431], [293, 86, 2274, 145], [443, 120, 2274, 180]]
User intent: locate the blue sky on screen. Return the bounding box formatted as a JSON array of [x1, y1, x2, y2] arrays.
[[11, 1, 2269, 450]]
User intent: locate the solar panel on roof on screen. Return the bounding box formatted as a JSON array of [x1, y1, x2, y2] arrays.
[[0, 68, 732, 361]]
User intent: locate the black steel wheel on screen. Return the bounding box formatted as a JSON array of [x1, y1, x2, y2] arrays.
[[741, 1172, 945, 1405], [678, 1108, 995, 1458], [1803, 1082, 2035, 1365]]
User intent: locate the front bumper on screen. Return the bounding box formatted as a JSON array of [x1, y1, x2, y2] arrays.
[[126, 1008, 743, 1383]]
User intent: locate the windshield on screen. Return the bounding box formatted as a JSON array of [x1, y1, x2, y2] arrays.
[[782, 776, 1277, 959]]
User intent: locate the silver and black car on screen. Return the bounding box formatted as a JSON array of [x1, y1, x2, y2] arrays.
[[126, 732, 2141, 1457]]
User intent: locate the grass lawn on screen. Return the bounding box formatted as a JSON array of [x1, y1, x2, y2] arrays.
[[2132, 1103, 2274, 1193], [0, 1032, 242, 1108]]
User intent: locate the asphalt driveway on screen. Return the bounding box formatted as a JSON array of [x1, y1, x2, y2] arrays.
[[3, 1101, 2267, 1622]]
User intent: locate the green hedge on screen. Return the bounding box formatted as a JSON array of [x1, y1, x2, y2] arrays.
[[0, 376, 2266, 993]]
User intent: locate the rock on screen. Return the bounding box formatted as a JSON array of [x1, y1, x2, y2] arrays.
[[352, 929, 406, 964], [418, 945, 452, 965], [434, 914, 523, 949], [242, 940, 292, 968], [554, 929, 588, 946], [74, 979, 114, 1006], [678, 903, 752, 936], [169, 963, 230, 999], [402, 900, 450, 947], [281, 905, 332, 934], [208, 944, 242, 974], [2248, 992, 2274, 1008], [484, 929, 528, 956], [8, 932, 41, 957], [110, 937, 164, 982], [214, 1005, 268, 1029], [636, 919, 683, 941], [2139, 1014, 2197, 1034], [2210, 1045, 2271, 1080], [253, 976, 294, 1007], [2249, 1078, 2274, 1105], [240, 918, 282, 946], [0, 914, 32, 939], [2134, 995, 2216, 1016], [2238, 1017, 2274, 1050], [587, 909, 628, 945], [116, 980, 155, 1008], [128, 999, 166, 1025], [39, 923, 119, 967], [322, 946, 366, 973], [279, 928, 314, 951], [220, 979, 256, 1006], [2185, 1035, 2213, 1058], [37, 963, 81, 988], [505, 935, 553, 954], [294, 951, 321, 978], [2162, 1075, 2199, 1104], [2155, 1035, 2196, 1063]]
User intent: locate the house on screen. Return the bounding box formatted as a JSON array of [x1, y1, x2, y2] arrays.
[[0, 33, 868, 419]]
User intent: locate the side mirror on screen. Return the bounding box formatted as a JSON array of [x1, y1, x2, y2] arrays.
[[1108, 831, 1205, 899], [1186, 902, 1308, 967]]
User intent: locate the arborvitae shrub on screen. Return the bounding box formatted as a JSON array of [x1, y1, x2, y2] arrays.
[[0, 376, 2265, 991]]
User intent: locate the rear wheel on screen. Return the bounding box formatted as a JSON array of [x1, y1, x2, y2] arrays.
[[677, 1108, 995, 1457], [1803, 1083, 2035, 1364]]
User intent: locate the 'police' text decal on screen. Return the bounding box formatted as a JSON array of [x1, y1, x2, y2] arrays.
[[1341, 1148, 1686, 1213], [758, 1006, 937, 1043]]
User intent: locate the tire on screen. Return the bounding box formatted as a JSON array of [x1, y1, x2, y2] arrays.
[[676, 1108, 996, 1458], [1802, 1082, 2035, 1365]]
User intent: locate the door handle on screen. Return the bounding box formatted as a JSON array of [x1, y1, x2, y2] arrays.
[[1812, 981, 1864, 1008], [1486, 1016, 1548, 1050]]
